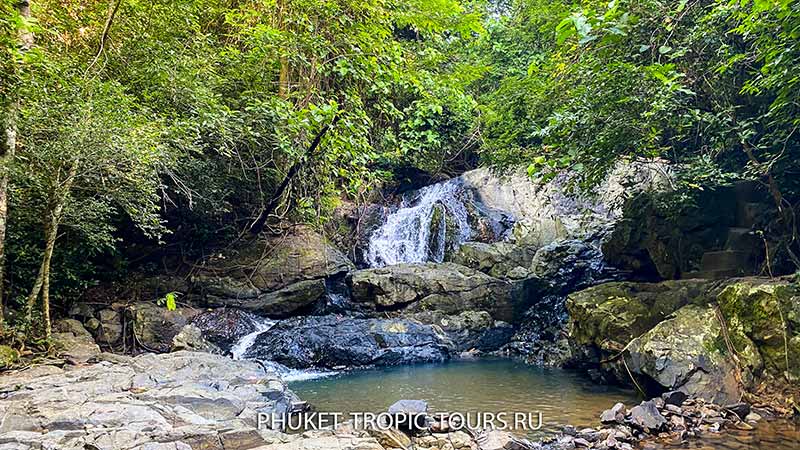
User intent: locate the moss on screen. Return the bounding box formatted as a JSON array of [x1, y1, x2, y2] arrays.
[[0, 345, 19, 369], [717, 279, 800, 379]]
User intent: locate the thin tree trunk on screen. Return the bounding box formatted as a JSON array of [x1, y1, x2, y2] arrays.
[[0, 121, 14, 332], [0, 0, 32, 331], [276, 0, 289, 98], [25, 164, 75, 339]]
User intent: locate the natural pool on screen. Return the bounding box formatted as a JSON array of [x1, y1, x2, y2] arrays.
[[289, 359, 800, 448], [289, 358, 639, 437]]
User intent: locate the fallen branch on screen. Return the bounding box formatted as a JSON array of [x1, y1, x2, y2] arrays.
[[248, 114, 340, 234]]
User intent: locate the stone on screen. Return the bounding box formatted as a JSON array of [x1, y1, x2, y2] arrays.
[[723, 402, 751, 419], [350, 263, 531, 322], [745, 412, 762, 422], [388, 399, 428, 415], [244, 315, 451, 368], [661, 391, 688, 407], [529, 240, 612, 294], [171, 324, 221, 353], [459, 161, 669, 248], [628, 401, 666, 433], [367, 427, 412, 448], [190, 308, 262, 352], [126, 302, 199, 353], [95, 308, 123, 345], [624, 305, 762, 404], [204, 279, 326, 318], [567, 279, 714, 355], [451, 242, 536, 280], [480, 430, 535, 450], [717, 278, 800, 379], [194, 227, 353, 296], [408, 310, 514, 352], [600, 403, 625, 424], [0, 351, 297, 449], [52, 319, 101, 364]]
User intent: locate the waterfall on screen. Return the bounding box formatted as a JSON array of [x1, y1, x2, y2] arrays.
[[366, 178, 473, 267], [230, 317, 276, 360]]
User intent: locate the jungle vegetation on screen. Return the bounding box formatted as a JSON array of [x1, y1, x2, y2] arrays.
[[0, 0, 798, 339]]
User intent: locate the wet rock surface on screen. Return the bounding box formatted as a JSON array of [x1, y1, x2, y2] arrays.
[[350, 262, 532, 323], [0, 351, 297, 450], [243, 315, 451, 369]]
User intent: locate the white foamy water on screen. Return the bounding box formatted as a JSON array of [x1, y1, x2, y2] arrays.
[[230, 318, 275, 360], [366, 178, 473, 267], [230, 317, 338, 382]]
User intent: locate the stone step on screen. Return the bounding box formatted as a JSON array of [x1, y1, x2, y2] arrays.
[[724, 227, 759, 252], [700, 250, 752, 272]]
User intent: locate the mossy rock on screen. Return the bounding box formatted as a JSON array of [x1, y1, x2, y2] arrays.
[[0, 345, 19, 369], [567, 279, 714, 353], [717, 278, 800, 379], [625, 304, 762, 404]]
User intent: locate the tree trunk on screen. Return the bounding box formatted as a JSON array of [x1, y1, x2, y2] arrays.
[[25, 164, 75, 339], [0, 0, 33, 332], [276, 0, 289, 98], [0, 121, 14, 332]]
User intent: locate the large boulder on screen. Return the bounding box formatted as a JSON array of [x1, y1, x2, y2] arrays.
[[408, 310, 515, 352], [624, 304, 762, 404], [193, 227, 353, 315], [459, 161, 670, 247], [126, 302, 199, 353], [202, 279, 326, 318], [349, 263, 533, 322], [717, 278, 800, 379], [529, 239, 614, 294], [450, 242, 536, 279], [243, 315, 451, 368], [0, 351, 297, 449], [190, 308, 264, 352], [566, 279, 713, 355], [52, 319, 101, 364]]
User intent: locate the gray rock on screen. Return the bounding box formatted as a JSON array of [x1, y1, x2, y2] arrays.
[[52, 319, 100, 364], [194, 227, 353, 295], [190, 308, 262, 352], [451, 242, 536, 280], [126, 302, 199, 353], [95, 308, 123, 345], [600, 403, 625, 424], [171, 324, 221, 354], [625, 305, 762, 404], [628, 400, 666, 432], [661, 390, 688, 406], [244, 315, 451, 369], [350, 263, 532, 322], [0, 351, 297, 449], [205, 279, 326, 318], [388, 399, 428, 415]]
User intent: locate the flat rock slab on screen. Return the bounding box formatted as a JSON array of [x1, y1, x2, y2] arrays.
[[0, 351, 297, 450]]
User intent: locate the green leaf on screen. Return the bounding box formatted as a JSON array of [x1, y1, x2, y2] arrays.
[[165, 292, 177, 311]]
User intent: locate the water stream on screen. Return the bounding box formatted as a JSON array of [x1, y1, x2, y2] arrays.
[[366, 178, 473, 267]]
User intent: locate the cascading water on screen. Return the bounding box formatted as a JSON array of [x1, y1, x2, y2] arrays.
[[230, 311, 338, 382], [366, 178, 473, 267], [230, 317, 276, 360]]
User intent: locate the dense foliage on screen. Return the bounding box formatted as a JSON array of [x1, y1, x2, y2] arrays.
[[0, 0, 798, 337]]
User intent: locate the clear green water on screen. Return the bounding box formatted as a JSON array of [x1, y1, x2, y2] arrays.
[[289, 358, 639, 437], [289, 359, 800, 448]]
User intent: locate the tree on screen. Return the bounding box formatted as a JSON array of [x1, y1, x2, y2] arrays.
[[17, 76, 166, 338], [0, 0, 33, 332]]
